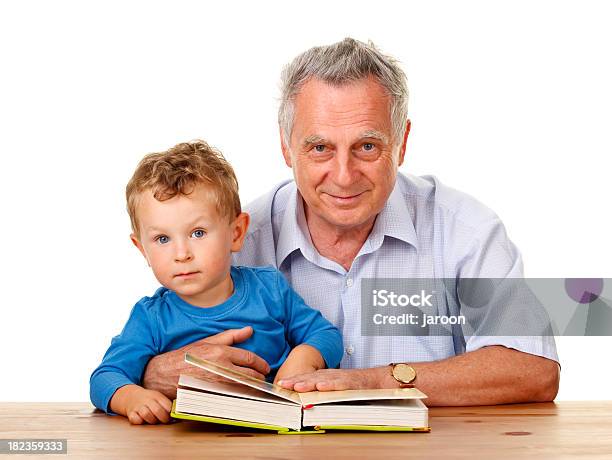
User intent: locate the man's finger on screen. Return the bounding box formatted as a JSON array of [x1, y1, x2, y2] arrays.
[[277, 371, 329, 391], [230, 365, 266, 381], [276, 372, 312, 388], [315, 379, 346, 391], [202, 326, 253, 346], [228, 347, 270, 375], [293, 380, 319, 392], [184, 367, 265, 383], [276, 372, 318, 388]]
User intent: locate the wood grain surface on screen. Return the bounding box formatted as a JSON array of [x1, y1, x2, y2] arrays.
[[1, 402, 611, 459]]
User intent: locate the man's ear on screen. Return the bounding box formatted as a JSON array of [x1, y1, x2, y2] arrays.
[[398, 119, 411, 167], [230, 212, 250, 252], [130, 233, 150, 266], [279, 126, 292, 168]]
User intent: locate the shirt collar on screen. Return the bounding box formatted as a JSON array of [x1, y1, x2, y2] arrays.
[[369, 180, 419, 250], [275, 180, 419, 268]]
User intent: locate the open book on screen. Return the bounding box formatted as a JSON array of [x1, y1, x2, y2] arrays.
[[171, 353, 429, 433]]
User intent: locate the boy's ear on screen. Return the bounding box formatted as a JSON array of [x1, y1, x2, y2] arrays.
[[230, 212, 250, 252], [130, 233, 150, 266]]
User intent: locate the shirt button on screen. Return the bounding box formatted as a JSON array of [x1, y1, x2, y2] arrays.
[[346, 345, 355, 355], [346, 277, 353, 288]]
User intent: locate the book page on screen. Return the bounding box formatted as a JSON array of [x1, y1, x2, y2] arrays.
[[178, 375, 298, 405], [184, 353, 302, 405], [298, 387, 427, 406]]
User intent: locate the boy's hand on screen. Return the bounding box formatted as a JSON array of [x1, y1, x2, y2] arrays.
[[110, 384, 173, 425], [125, 387, 172, 425], [273, 344, 326, 385]]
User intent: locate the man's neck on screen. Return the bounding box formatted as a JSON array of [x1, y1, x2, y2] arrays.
[[304, 205, 376, 272]]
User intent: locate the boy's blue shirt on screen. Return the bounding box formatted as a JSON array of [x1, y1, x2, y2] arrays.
[[90, 265, 343, 413]]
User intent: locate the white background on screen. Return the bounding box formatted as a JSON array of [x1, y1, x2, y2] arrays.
[[1, 0, 610, 402]]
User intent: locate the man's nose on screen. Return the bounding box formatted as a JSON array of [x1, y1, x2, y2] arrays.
[[174, 241, 193, 262], [331, 149, 359, 188]]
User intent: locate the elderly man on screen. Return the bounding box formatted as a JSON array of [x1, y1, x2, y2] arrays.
[[142, 38, 559, 406]]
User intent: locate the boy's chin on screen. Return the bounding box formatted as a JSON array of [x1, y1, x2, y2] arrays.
[[170, 284, 207, 297]]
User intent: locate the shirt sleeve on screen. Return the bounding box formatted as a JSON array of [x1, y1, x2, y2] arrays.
[[455, 216, 559, 364], [275, 270, 344, 369], [89, 300, 159, 414]]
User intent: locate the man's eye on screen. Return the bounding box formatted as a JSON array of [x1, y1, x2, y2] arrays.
[[363, 143, 375, 151], [314, 144, 326, 153], [156, 235, 169, 245], [191, 229, 206, 238]]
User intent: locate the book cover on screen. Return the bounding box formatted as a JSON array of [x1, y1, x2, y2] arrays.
[[171, 353, 430, 434]]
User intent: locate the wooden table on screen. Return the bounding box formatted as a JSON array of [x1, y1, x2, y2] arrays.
[[1, 402, 610, 459]]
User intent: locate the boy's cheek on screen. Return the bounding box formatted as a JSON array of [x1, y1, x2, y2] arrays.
[[152, 269, 173, 289], [143, 246, 166, 267], [147, 256, 171, 282]]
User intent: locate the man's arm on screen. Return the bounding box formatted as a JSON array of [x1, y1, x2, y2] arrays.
[[142, 326, 270, 400], [277, 345, 560, 406]]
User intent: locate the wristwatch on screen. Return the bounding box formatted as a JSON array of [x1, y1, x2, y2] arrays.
[[389, 363, 417, 388]]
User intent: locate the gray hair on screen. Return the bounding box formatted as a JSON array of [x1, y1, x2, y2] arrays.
[[278, 37, 409, 147]]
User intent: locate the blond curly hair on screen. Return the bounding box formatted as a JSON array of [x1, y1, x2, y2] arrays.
[[126, 140, 241, 235]]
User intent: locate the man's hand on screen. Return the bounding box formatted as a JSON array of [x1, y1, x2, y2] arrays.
[[110, 384, 173, 425], [277, 367, 383, 392], [142, 326, 270, 399]]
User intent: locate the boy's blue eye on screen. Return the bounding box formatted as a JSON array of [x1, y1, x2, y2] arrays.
[[191, 229, 206, 238], [157, 235, 169, 245]]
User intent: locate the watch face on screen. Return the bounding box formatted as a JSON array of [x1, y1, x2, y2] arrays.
[[392, 364, 416, 383]]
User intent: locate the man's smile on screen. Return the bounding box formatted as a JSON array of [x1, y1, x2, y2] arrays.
[[321, 191, 368, 207]]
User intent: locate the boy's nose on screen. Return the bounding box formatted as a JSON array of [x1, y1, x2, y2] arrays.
[[175, 252, 193, 262], [174, 244, 193, 262]]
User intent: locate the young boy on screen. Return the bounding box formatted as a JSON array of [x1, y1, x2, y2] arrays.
[[90, 140, 343, 425]]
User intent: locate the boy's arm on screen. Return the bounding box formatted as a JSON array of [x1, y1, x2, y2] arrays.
[[273, 344, 325, 384], [90, 300, 167, 421], [275, 271, 344, 372]]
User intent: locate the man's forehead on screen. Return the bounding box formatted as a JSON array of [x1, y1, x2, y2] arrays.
[[296, 76, 391, 106], [291, 77, 393, 136]]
